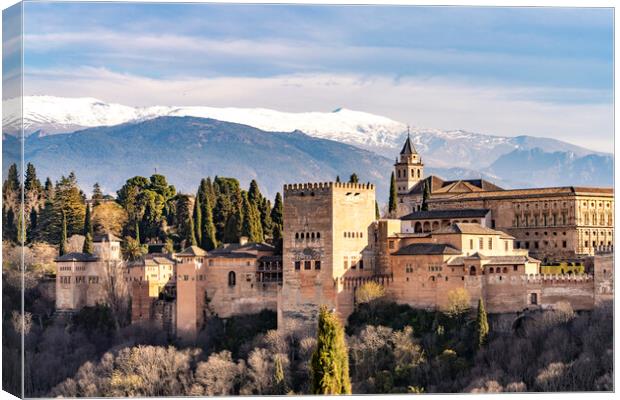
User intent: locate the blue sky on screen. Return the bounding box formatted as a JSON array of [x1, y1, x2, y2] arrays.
[[10, 2, 615, 150]]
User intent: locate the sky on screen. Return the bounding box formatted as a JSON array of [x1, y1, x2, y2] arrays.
[[6, 2, 615, 151]]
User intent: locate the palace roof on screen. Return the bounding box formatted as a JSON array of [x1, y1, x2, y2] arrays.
[[401, 208, 490, 221], [447, 254, 539, 266], [433, 223, 514, 238], [56, 252, 100, 262], [432, 186, 613, 202], [176, 246, 208, 257], [406, 175, 504, 196], [392, 243, 461, 256]]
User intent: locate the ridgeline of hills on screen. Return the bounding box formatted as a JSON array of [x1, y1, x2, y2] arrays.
[[2, 96, 613, 198]]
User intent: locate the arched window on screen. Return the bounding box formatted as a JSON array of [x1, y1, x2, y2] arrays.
[[414, 222, 422, 233], [311, 232, 315, 239], [228, 271, 236, 287], [295, 232, 299, 239], [469, 266, 476, 276], [503, 267, 508, 273], [301, 232, 305, 239], [489, 267, 494, 273], [417, 170, 421, 178], [422, 221, 431, 232], [317, 232, 321, 239]]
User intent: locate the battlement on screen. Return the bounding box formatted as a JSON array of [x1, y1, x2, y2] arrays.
[[523, 273, 593, 283], [339, 274, 393, 290], [283, 181, 375, 192]]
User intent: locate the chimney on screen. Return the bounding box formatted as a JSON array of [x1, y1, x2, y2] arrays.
[[239, 236, 249, 245]]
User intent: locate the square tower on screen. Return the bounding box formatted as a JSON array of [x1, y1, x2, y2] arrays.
[[279, 181, 376, 330], [394, 134, 424, 195]]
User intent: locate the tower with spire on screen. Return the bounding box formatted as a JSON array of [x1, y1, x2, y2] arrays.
[[394, 127, 424, 196]]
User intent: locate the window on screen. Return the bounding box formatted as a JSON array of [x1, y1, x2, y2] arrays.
[[479, 238, 484, 249], [389, 241, 395, 249], [228, 271, 236, 286], [562, 241, 567, 248], [469, 239, 474, 250], [503, 267, 508, 273], [359, 260, 364, 270], [513, 265, 518, 272], [315, 261, 321, 270], [534, 241, 539, 249], [504, 241, 509, 251], [317, 232, 321, 239], [352, 260, 357, 269], [469, 266, 476, 276], [488, 238, 493, 250], [489, 267, 494, 273], [295, 261, 301, 270], [530, 293, 538, 305], [344, 259, 349, 269], [304, 261, 311, 270]]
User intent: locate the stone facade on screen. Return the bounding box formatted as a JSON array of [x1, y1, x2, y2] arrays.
[[55, 234, 122, 311]]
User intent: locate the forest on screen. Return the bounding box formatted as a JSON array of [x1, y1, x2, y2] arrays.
[[2, 163, 614, 396]]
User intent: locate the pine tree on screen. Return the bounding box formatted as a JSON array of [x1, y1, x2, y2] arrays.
[[311, 306, 352, 394], [476, 298, 489, 349], [421, 179, 430, 211], [59, 211, 67, 256], [375, 201, 381, 219], [388, 172, 397, 214], [349, 173, 359, 183], [82, 205, 94, 254], [28, 207, 38, 242], [193, 195, 202, 246], [270, 193, 283, 240], [248, 179, 262, 207], [5, 163, 20, 192], [200, 194, 217, 250], [24, 163, 41, 193]]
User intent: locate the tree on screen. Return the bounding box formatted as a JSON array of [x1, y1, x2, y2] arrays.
[[92, 183, 104, 205], [270, 193, 283, 242], [122, 236, 147, 261], [445, 288, 471, 319], [28, 207, 38, 242], [241, 192, 263, 243], [259, 198, 273, 239], [388, 172, 397, 215], [311, 306, 352, 394], [82, 205, 94, 254], [24, 162, 41, 193], [37, 174, 86, 243], [273, 354, 288, 395], [92, 202, 128, 236], [476, 298, 489, 349], [59, 211, 67, 256], [355, 281, 385, 305], [421, 179, 430, 211], [375, 201, 381, 219], [193, 194, 203, 246], [200, 194, 217, 251], [349, 173, 359, 183], [5, 163, 20, 192], [336, 176, 340, 183]]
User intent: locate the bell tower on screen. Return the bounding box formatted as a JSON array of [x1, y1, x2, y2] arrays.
[[394, 128, 423, 195]]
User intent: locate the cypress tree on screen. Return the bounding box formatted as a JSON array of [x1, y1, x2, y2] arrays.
[[311, 306, 352, 394], [270, 193, 283, 239], [248, 179, 262, 207], [388, 172, 397, 214], [259, 198, 273, 238], [476, 298, 489, 349], [349, 173, 359, 183], [92, 182, 104, 205], [375, 201, 381, 219], [187, 212, 197, 247], [82, 205, 94, 254], [135, 220, 141, 244], [44, 177, 54, 198], [223, 208, 242, 243], [59, 211, 67, 256], [335, 175, 340, 183], [193, 195, 202, 246], [200, 194, 217, 251], [28, 207, 38, 242], [421, 179, 430, 211], [241, 193, 263, 243]]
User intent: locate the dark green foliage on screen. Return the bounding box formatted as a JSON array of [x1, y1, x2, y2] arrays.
[[476, 298, 489, 349], [16, 209, 25, 244], [59, 211, 67, 256], [241, 192, 263, 243], [43, 177, 53, 197], [200, 194, 217, 250], [259, 198, 273, 238], [389, 172, 397, 214], [4, 207, 16, 242], [311, 306, 352, 394], [270, 192, 283, 241], [193, 194, 203, 246], [5, 163, 20, 192], [349, 173, 359, 183], [28, 207, 38, 242], [421, 180, 430, 211], [24, 163, 41, 193], [336, 175, 341, 183], [36, 174, 86, 243], [223, 207, 243, 243], [375, 201, 381, 219]]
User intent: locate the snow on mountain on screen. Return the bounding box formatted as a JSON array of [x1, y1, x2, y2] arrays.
[[2, 96, 607, 171]]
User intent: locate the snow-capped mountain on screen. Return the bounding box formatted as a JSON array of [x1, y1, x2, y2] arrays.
[[2, 95, 608, 172]]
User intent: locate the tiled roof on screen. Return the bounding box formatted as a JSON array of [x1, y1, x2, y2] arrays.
[[56, 252, 99, 262], [207, 251, 257, 259], [93, 233, 121, 242], [400, 135, 417, 155], [401, 208, 490, 221], [434, 186, 613, 201], [447, 254, 540, 265], [433, 223, 514, 238], [177, 246, 208, 257], [393, 243, 461, 256], [406, 175, 504, 196]]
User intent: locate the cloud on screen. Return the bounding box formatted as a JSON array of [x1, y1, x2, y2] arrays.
[[23, 67, 613, 152]]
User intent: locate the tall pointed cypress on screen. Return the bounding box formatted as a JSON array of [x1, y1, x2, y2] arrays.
[[421, 179, 431, 211], [59, 211, 67, 256], [135, 220, 141, 244], [349, 173, 359, 183], [82, 205, 94, 254], [311, 306, 351, 394], [375, 201, 381, 219], [241, 192, 263, 243], [388, 172, 397, 214], [476, 298, 489, 349], [270, 192, 283, 240], [201, 194, 217, 251], [193, 195, 202, 246]]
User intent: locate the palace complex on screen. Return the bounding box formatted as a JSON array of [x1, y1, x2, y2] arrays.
[[55, 136, 614, 340]]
